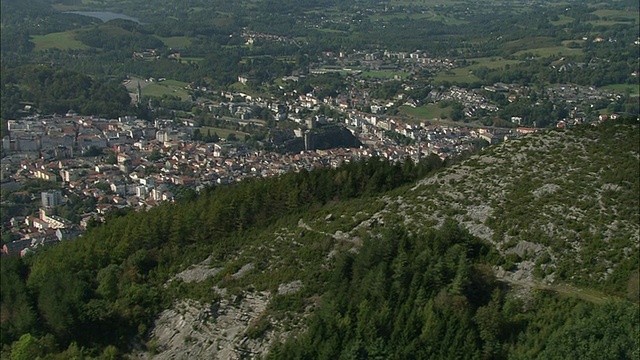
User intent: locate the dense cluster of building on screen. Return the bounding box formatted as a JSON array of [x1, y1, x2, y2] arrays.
[[1, 108, 539, 257]]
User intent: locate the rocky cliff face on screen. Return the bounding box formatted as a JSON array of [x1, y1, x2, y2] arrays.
[[144, 293, 271, 360], [137, 256, 310, 360]]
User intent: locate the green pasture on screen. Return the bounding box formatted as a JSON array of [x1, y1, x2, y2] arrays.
[[561, 39, 585, 46], [601, 83, 640, 96], [370, 10, 467, 25], [371, 12, 432, 20], [213, 17, 234, 27], [504, 37, 559, 52], [434, 68, 480, 84], [588, 20, 637, 26], [514, 45, 583, 58], [317, 28, 349, 34], [592, 9, 639, 22], [427, 14, 468, 25], [142, 80, 190, 100], [550, 14, 574, 26], [155, 36, 192, 49], [433, 57, 520, 84], [399, 104, 452, 120], [31, 31, 90, 51]]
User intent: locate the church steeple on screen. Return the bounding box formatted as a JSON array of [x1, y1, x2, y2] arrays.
[[137, 81, 142, 104]]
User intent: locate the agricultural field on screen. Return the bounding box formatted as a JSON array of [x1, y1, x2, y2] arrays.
[[31, 31, 89, 51]]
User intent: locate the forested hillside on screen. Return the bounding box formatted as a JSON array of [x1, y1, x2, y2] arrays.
[[1, 66, 132, 119], [0, 156, 445, 358], [1, 120, 638, 359]]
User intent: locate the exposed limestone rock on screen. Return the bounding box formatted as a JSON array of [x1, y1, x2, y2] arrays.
[[277, 280, 303, 296], [140, 292, 273, 360], [532, 183, 561, 199], [505, 241, 544, 258], [232, 263, 254, 280], [166, 255, 222, 285]]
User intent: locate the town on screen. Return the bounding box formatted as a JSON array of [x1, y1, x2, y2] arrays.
[[0, 46, 627, 257]]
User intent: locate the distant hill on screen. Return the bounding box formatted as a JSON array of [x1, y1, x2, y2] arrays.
[[1, 120, 638, 359]]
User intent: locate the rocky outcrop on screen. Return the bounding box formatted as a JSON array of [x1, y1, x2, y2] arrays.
[[141, 291, 273, 360]]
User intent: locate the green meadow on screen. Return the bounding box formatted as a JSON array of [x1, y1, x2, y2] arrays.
[[551, 14, 574, 26], [592, 9, 639, 22], [514, 45, 584, 58], [434, 57, 522, 84], [399, 104, 453, 120], [601, 83, 640, 96], [504, 37, 559, 52], [31, 31, 90, 51], [142, 80, 190, 100], [434, 68, 480, 84]]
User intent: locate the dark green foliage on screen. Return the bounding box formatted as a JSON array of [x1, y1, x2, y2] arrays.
[[1, 66, 131, 119], [271, 223, 639, 360], [273, 222, 502, 359], [536, 302, 638, 360], [0, 156, 442, 355], [504, 292, 639, 360], [0, 257, 37, 346], [76, 22, 164, 51]]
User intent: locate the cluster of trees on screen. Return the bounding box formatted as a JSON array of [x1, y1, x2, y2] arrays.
[[191, 128, 220, 143], [1, 66, 132, 119], [76, 21, 164, 51], [272, 221, 505, 359], [269, 222, 639, 359], [271, 221, 639, 359]]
